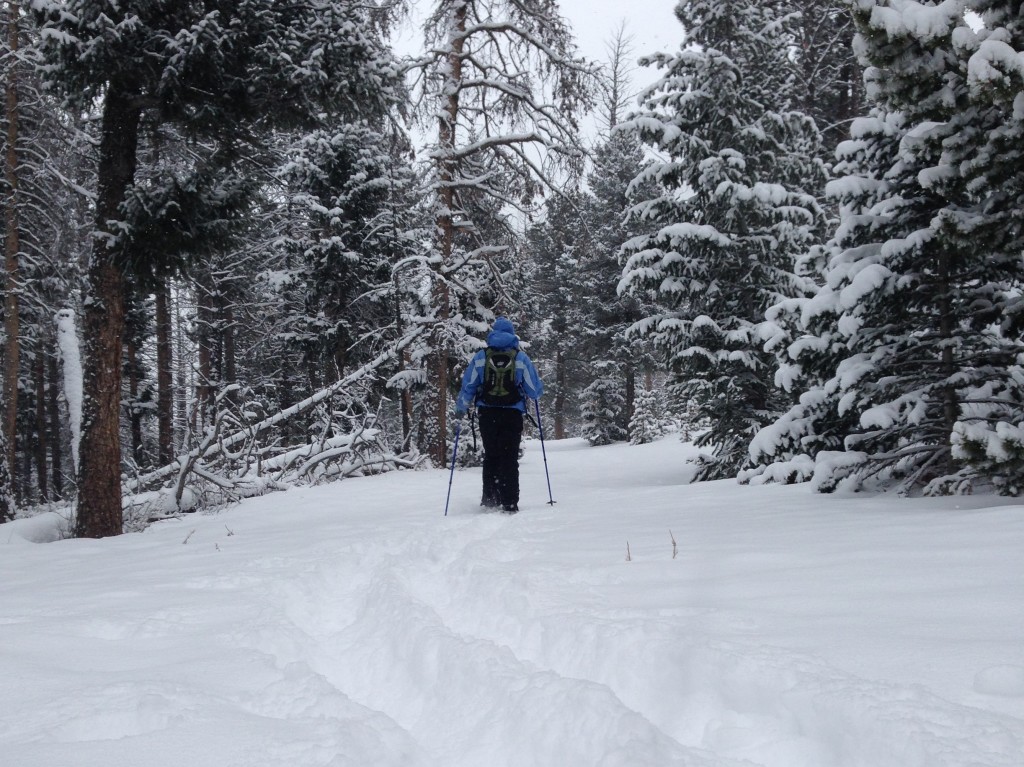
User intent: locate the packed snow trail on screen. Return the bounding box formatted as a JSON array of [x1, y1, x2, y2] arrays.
[[1, 436, 1022, 766]]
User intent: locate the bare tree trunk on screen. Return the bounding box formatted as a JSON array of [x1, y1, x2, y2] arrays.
[[155, 281, 173, 464], [34, 351, 47, 501], [47, 349, 62, 498], [429, 0, 467, 466], [428, 281, 450, 465], [75, 85, 141, 538], [2, 3, 21, 514]]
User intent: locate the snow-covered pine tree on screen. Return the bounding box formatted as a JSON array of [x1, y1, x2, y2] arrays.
[[621, 0, 828, 481], [580, 373, 627, 446], [921, 0, 1024, 492], [523, 27, 651, 445], [584, 128, 657, 445], [274, 123, 427, 449], [629, 384, 663, 445], [803, 0, 975, 493], [34, 0, 402, 536], [754, 0, 1024, 495], [413, 0, 592, 465], [279, 124, 415, 380], [524, 190, 592, 440]]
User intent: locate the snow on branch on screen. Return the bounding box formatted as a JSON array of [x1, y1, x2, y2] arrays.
[[122, 327, 427, 525]]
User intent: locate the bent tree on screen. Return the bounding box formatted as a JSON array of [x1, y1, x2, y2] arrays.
[[34, 0, 400, 536]]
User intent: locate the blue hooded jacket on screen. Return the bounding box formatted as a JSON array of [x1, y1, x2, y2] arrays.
[[455, 317, 543, 413]]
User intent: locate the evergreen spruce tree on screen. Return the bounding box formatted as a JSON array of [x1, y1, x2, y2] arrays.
[[580, 374, 626, 446], [280, 123, 416, 381], [584, 129, 657, 444], [629, 385, 663, 445], [524, 190, 592, 440], [902, 0, 1024, 492], [621, 0, 828, 481], [752, 0, 1024, 494]]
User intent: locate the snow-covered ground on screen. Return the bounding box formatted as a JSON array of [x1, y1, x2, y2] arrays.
[[2, 436, 1022, 767]]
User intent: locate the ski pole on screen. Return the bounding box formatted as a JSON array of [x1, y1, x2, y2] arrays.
[[534, 399, 555, 506], [444, 421, 462, 516]]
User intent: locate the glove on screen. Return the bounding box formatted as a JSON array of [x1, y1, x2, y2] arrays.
[[453, 409, 467, 427]]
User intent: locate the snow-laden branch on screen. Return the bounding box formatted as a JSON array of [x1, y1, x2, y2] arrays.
[[428, 131, 545, 161], [124, 325, 426, 494]]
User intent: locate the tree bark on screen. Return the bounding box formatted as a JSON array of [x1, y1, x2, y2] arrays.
[[2, 2, 21, 512], [155, 281, 173, 465], [75, 85, 141, 538]]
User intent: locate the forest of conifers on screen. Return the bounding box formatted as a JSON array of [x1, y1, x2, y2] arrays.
[[2, 0, 1023, 537]]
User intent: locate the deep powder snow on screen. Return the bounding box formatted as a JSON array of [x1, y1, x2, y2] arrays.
[[1, 436, 1022, 766]]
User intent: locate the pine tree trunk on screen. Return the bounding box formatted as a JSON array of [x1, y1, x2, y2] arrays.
[[34, 351, 47, 501], [2, 3, 21, 513], [75, 85, 141, 538], [47, 350, 62, 498], [155, 281, 173, 465]]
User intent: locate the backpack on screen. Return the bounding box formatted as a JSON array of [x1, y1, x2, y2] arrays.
[[480, 348, 522, 406]]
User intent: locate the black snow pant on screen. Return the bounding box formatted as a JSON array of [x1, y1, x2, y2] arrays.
[[477, 406, 524, 510]]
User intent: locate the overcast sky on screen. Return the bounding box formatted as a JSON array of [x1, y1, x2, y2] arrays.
[[557, 0, 683, 73]]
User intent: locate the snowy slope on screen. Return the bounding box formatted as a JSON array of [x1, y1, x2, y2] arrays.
[[1, 436, 1022, 767]]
